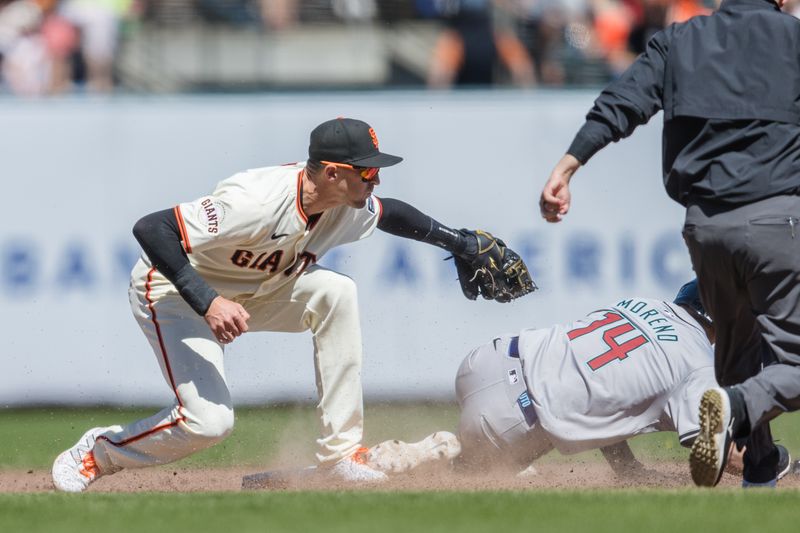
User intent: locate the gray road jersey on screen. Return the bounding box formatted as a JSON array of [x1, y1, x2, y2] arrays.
[[519, 297, 715, 454]]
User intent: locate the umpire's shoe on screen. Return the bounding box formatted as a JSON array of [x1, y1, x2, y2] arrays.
[[52, 427, 109, 492], [690, 388, 734, 487]]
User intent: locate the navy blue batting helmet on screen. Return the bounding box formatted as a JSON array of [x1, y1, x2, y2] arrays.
[[674, 279, 706, 316]]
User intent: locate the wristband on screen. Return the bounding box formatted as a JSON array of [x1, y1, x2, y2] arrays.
[[173, 264, 219, 316]]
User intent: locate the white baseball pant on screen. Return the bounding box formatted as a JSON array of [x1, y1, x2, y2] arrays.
[[92, 265, 365, 473]]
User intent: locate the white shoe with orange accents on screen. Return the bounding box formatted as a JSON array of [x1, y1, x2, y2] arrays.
[[329, 447, 388, 483], [52, 427, 109, 493]]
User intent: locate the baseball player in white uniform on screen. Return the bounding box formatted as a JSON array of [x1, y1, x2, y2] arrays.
[[366, 281, 791, 479], [51, 117, 533, 492]]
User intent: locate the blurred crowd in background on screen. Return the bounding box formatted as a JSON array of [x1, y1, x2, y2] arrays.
[[1, 0, 799, 96]]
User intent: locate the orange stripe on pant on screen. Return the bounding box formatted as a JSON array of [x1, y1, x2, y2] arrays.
[[102, 267, 186, 447]]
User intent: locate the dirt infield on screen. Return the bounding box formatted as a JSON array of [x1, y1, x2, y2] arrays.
[[5, 461, 800, 492]]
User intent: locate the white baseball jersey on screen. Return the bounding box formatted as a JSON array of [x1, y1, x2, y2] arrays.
[[519, 297, 714, 454], [131, 162, 382, 303], [105, 162, 383, 471]]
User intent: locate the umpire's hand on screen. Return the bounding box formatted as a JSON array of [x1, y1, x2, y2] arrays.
[[540, 154, 581, 222], [205, 296, 250, 344]]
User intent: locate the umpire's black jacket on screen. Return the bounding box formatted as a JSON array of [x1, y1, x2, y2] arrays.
[[568, 0, 800, 207]]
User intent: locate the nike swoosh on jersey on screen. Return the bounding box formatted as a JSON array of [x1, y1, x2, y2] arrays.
[[271, 232, 289, 239]]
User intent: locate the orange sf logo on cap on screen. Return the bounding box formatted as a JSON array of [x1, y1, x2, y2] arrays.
[[368, 127, 379, 149]]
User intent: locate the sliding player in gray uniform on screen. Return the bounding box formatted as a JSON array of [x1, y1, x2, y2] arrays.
[[455, 283, 715, 469], [366, 281, 791, 480], [51, 117, 533, 493]]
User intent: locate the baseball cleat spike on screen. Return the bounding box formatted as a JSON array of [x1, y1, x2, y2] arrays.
[[690, 388, 733, 487]]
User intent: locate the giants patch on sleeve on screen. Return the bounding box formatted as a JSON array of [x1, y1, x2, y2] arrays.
[[197, 197, 226, 234]]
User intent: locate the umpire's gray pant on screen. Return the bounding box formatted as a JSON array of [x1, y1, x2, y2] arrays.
[[683, 194, 800, 480]]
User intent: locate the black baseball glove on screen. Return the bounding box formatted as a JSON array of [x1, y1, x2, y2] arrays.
[[452, 229, 537, 303]]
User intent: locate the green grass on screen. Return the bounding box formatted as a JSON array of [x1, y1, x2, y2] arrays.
[[3, 403, 800, 470], [0, 404, 461, 469], [1, 490, 799, 533], [4, 406, 800, 533]]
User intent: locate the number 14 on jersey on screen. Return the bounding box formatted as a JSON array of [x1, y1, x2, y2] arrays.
[[567, 312, 648, 371]]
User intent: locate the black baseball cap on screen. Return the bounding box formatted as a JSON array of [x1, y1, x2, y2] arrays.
[[308, 118, 403, 168]]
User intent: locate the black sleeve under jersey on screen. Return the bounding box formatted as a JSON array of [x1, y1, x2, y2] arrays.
[[376, 197, 476, 257], [132, 209, 219, 316]]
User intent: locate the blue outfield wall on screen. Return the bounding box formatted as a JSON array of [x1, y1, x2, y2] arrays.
[[0, 90, 689, 405]]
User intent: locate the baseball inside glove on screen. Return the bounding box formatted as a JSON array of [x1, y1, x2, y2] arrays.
[[451, 229, 537, 303]]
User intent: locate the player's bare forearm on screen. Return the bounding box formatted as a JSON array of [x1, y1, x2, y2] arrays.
[[540, 154, 580, 223], [600, 441, 644, 476], [204, 296, 250, 344]]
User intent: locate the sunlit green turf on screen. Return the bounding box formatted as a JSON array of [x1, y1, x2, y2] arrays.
[[2, 490, 799, 533], [2, 404, 800, 469], [4, 406, 800, 533], [0, 404, 461, 469]]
